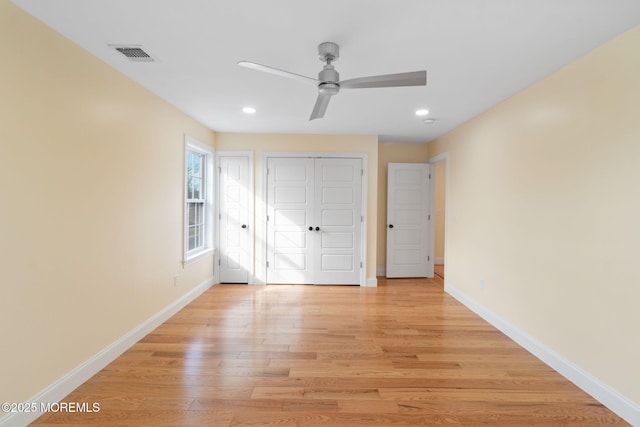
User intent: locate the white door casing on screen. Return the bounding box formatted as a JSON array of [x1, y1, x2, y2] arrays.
[[386, 163, 432, 278], [218, 154, 253, 283], [267, 157, 362, 285]]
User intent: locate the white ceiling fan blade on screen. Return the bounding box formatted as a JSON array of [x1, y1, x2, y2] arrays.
[[340, 70, 426, 89], [237, 61, 318, 85], [309, 92, 333, 121]]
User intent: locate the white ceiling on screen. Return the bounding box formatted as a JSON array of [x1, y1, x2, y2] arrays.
[[12, 0, 640, 143]]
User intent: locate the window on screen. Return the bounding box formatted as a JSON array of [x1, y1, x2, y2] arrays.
[[184, 136, 214, 263]]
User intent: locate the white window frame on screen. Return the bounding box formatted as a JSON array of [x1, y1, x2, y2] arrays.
[[183, 135, 215, 264]]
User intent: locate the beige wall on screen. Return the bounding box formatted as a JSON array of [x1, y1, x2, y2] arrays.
[[427, 26, 640, 404], [376, 143, 429, 272], [0, 2, 215, 404], [434, 161, 446, 262], [216, 133, 378, 282]]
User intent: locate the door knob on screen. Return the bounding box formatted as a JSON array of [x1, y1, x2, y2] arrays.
[[389, 224, 394, 229], [315, 226, 320, 231], [241, 224, 247, 229], [308, 226, 313, 231]]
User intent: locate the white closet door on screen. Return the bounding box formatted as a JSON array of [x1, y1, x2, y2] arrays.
[[219, 156, 251, 283], [386, 163, 431, 278], [267, 157, 314, 284], [313, 158, 362, 285], [266, 157, 362, 285]]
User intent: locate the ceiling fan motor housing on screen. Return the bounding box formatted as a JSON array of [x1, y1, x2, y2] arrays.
[[318, 64, 339, 84], [318, 82, 339, 96]]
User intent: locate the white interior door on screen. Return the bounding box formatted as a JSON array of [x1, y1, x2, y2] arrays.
[[386, 163, 432, 278], [219, 155, 251, 283], [267, 157, 362, 285], [313, 158, 362, 285], [267, 157, 314, 284]]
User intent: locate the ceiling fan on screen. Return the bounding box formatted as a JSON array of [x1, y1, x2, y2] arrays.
[[238, 42, 427, 120]]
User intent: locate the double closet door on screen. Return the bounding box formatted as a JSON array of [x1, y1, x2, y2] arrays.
[[267, 157, 362, 285]]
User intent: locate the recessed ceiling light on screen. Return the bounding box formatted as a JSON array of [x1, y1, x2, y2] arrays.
[[423, 118, 436, 124], [242, 107, 256, 114], [415, 109, 429, 116]]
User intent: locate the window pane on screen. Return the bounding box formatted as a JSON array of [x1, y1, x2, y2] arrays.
[[189, 225, 204, 251], [188, 225, 197, 251], [188, 152, 195, 175], [188, 203, 196, 226], [193, 178, 201, 199], [196, 202, 203, 226], [193, 225, 201, 250], [193, 154, 202, 177], [187, 202, 205, 252]]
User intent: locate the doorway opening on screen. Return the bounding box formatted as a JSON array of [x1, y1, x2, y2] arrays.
[[429, 153, 448, 285]]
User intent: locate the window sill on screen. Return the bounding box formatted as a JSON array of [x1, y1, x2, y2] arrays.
[[183, 247, 215, 267]]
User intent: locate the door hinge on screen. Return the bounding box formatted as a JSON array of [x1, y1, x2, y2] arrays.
[[361, 215, 363, 222], [360, 262, 363, 268], [266, 215, 270, 222], [218, 259, 221, 266], [219, 213, 222, 220], [267, 168, 270, 175], [428, 256, 430, 261], [361, 169, 364, 176], [428, 214, 431, 221], [429, 173, 431, 179], [266, 261, 270, 268], [219, 166, 222, 174]]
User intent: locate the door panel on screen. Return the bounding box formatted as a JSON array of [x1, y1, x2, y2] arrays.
[[219, 156, 251, 283], [386, 163, 431, 278], [320, 254, 354, 271], [321, 232, 354, 249]]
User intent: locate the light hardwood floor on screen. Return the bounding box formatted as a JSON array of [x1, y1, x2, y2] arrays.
[[33, 278, 627, 426]]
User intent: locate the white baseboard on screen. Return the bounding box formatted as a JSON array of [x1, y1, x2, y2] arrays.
[[0, 277, 215, 427], [365, 277, 378, 287], [376, 268, 385, 277], [444, 282, 640, 427]]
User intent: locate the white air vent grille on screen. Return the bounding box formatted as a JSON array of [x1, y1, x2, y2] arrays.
[[111, 45, 155, 62]]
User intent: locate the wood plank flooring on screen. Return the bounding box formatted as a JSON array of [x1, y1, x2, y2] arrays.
[[32, 278, 627, 426]]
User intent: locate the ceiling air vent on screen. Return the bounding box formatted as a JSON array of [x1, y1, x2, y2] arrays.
[[110, 45, 155, 62]]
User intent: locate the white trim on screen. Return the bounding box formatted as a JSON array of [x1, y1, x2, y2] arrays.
[[262, 152, 369, 287], [444, 282, 640, 427], [182, 247, 214, 266], [359, 155, 369, 287], [376, 268, 386, 277], [213, 250, 220, 285], [216, 151, 255, 284], [365, 277, 378, 287], [183, 135, 215, 265], [428, 152, 449, 164], [0, 278, 215, 427]]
